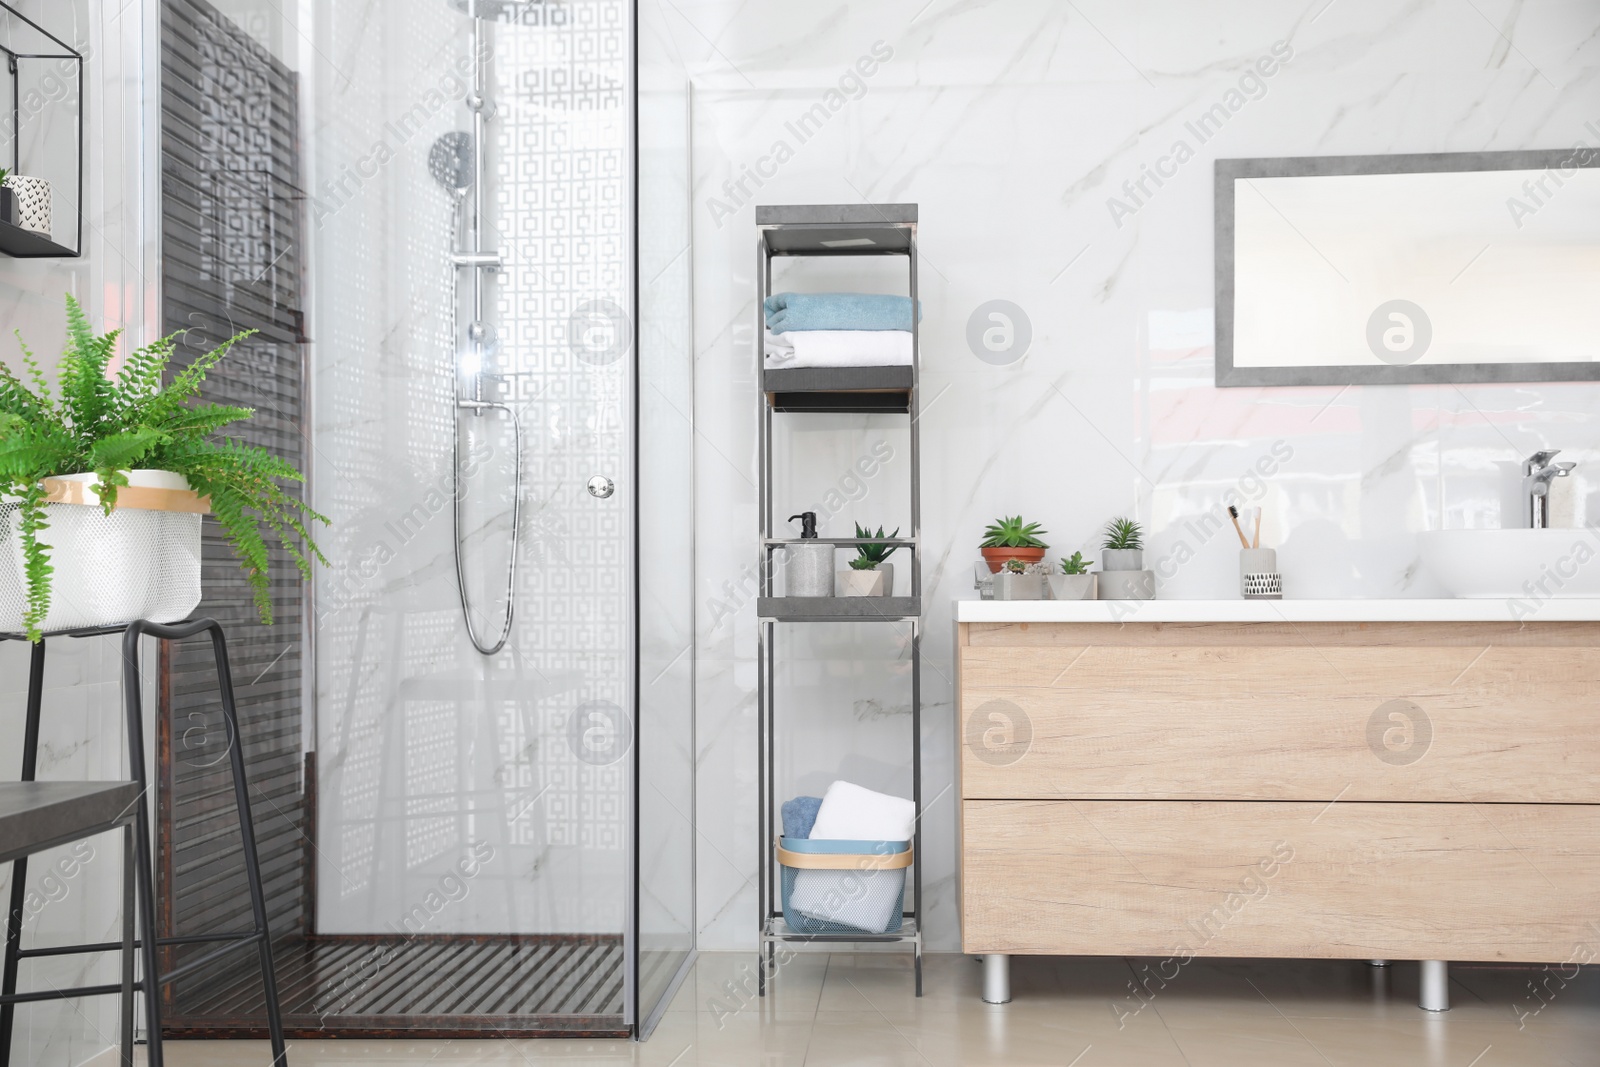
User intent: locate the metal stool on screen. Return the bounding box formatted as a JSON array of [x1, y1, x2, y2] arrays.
[[1, 618, 287, 1066]]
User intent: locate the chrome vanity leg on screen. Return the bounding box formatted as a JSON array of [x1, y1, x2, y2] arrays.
[[1419, 960, 1449, 1011], [982, 954, 1011, 1004], [1366, 959, 1390, 967]]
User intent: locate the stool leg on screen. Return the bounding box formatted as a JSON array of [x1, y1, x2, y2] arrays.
[[0, 639, 47, 1067], [206, 624, 287, 1065], [120, 627, 164, 1067]]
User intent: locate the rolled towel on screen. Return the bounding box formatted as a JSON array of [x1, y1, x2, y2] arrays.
[[764, 330, 912, 369], [808, 780, 916, 841], [781, 796, 823, 840], [764, 292, 921, 333]]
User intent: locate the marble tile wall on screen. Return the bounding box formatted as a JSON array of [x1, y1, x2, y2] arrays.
[[678, 0, 1600, 950], [0, 2, 156, 1061]]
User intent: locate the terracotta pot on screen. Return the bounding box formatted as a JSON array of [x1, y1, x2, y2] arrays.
[[981, 546, 1045, 573]]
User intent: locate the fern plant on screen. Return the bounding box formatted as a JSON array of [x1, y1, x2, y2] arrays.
[[849, 523, 900, 571], [0, 294, 327, 639]]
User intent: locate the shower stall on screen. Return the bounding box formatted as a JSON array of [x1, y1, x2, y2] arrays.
[[152, 0, 694, 1039]]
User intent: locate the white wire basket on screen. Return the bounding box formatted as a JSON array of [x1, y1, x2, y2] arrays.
[[0, 470, 206, 634]]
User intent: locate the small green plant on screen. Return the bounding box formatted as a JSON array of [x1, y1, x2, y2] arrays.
[[849, 523, 899, 571], [0, 168, 10, 186], [1003, 558, 1027, 574], [1102, 517, 1144, 551], [1059, 551, 1092, 575], [0, 295, 328, 639], [980, 515, 1047, 549]]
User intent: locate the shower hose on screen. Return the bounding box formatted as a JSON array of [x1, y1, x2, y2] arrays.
[[446, 193, 522, 656]]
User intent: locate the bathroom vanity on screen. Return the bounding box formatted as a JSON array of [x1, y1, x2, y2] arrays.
[[955, 599, 1600, 1006]]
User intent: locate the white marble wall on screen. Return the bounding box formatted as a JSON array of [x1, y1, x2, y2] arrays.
[[684, 0, 1600, 950], [0, 2, 156, 1062]]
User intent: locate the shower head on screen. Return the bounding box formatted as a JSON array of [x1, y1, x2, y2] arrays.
[[429, 132, 474, 196], [446, 0, 545, 20]]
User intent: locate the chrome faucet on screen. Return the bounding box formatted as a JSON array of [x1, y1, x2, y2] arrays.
[[1523, 450, 1576, 529]]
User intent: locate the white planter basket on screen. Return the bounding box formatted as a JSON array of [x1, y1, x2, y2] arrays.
[[3, 174, 52, 236], [0, 470, 206, 634]]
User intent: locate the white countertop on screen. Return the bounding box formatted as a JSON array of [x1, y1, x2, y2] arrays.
[[955, 598, 1600, 623]]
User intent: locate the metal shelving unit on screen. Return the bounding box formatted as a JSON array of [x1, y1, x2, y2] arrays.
[[755, 203, 923, 996]]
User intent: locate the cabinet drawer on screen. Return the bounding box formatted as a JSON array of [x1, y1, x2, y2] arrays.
[[960, 799, 1600, 961], [959, 637, 1600, 802]]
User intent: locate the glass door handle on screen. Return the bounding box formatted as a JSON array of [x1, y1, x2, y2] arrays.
[[587, 475, 615, 499]]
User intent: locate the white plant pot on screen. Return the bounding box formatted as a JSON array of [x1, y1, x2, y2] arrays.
[[992, 572, 1043, 601], [1047, 573, 1097, 601], [3, 175, 52, 236], [1102, 548, 1144, 571], [837, 568, 885, 597], [0, 469, 204, 634]]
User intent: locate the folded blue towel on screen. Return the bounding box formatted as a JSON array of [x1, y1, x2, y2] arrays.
[[781, 796, 823, 841], [763, 292, 921, 334]]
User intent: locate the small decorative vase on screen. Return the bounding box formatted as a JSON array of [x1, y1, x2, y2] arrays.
[[992, 572, 1043, 601], [1047, 573, 1096, 601], [837, 569, 885, 597], [1102, 548, 1143, 572], [3, 175, 51, 236], [1240, 548, 1283, 599]]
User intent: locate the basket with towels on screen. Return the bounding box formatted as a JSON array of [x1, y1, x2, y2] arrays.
[[777, 780, 915, 935], [763, 292, 922, 370]]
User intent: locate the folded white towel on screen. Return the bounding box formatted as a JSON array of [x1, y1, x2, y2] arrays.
[[763, 330, 913, 369], [808, 780, 916, 841]]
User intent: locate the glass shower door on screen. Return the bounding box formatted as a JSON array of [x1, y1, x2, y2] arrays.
[[305, 0, 638, 1035], [634, 0, 697, 1030]]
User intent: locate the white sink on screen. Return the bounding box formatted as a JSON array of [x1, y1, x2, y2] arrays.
[[1419, 528, 1600, 598]]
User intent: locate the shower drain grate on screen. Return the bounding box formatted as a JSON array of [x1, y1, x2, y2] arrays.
[[164, 935, 628, 1038]]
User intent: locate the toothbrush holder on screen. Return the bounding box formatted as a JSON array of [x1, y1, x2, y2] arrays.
[[1240, 547, 1283, 599]]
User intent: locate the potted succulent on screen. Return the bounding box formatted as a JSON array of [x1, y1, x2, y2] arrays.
[[979, 515, 1048, 573], [838, 523, 899, 597], [1101, 517, 1144, 571], [1048, 551, 1096, 601], [992, 557, 1045, 601], [1, 167, 52, 236], [0, 295, 327, 640]]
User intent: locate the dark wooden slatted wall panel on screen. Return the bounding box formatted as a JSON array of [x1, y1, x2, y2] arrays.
[[157, 0, 309, 1020]]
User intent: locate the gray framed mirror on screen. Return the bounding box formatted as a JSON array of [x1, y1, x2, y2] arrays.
[[1215, 149, 1600, 387]]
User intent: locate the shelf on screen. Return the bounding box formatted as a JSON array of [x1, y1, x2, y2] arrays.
[[758, 596, 920, 621], [756, 203, 916, 256], [0, 219, 78, 258], [764, 365, 913, 413], [762, 915, 920, 944], [764, 538, 917, 547]]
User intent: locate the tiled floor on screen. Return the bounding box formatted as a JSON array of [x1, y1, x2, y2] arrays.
[[106, 952, 1600, 1065]]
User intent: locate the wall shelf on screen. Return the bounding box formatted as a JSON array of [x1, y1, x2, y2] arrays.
[[755, 203, 924, 996], [0, 2, 85, 259]]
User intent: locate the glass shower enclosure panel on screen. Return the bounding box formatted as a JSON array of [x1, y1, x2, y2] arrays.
[[307, 0, 639, 1034]]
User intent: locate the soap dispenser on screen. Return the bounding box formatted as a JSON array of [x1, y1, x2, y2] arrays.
[[786, 512, 834, 597]]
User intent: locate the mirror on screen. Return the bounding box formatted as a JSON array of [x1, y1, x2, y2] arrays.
[[1215, 150, 1600, 387]]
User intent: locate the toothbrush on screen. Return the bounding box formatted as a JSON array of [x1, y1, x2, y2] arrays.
[[1252, 508, 1262, 550], [1227, 505, 1250, 548]]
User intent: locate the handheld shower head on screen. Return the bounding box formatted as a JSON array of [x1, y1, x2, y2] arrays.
[[428, 132, 474, 197]]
